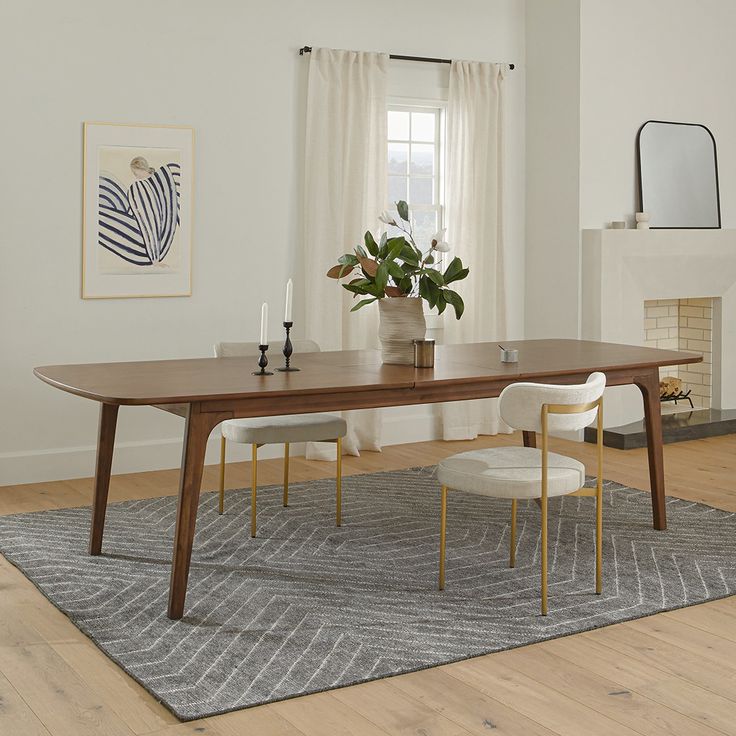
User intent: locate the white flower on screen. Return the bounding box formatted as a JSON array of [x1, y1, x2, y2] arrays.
[[379, 211, 397, 226], [431, 228, 451, 252]]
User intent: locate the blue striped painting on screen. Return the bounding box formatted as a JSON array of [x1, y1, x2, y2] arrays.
[[98, 159, 181, 267]]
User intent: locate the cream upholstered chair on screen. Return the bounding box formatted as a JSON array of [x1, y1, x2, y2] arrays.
[[437, 372, 605, 615], [214, 341, 347, 537]]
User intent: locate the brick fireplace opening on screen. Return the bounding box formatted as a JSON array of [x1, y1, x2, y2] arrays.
[[643, 298, 713, 413]]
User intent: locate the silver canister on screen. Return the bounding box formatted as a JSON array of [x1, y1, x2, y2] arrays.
[[413, 339, 435, 368], [500, 346, 519, 363]]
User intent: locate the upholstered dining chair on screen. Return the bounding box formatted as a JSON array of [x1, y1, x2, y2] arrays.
[[436, 372, 605, 615], [214, 341, 347, 537]]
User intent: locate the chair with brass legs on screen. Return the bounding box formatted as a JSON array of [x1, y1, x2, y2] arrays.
[[437, 372, 606, 615], [215, 341, 348, 537]]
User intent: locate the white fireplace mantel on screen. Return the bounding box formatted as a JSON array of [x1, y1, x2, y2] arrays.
[[581, 229, 736, 427]]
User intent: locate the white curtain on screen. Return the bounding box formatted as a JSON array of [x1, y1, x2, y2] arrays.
[[441, 61, 512, 440], [303, 48, 388, 459]]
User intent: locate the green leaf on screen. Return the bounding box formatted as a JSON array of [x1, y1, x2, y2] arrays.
[[443, 257, 470, 284], [378, 231, 389, 259], [375, 262, 389, 293], [424, 269, 445, 287], [396, 200, 409, 222], [338, 253, 360, 267], [386, 237, 406, 261], [443, 289, 465, 319], [354, 244, 368, 258], [436, 292, 447, 314], [399, 276, 413, 293], [419, 276, 440, 308], [427, 279, 441, 309], [418, 275, 430, 302], [364, 231, 379, 257], [342, 282, 371, 296], [399, 244, 419, 266], [424, 253, 435, 265], [386, 260, 405, 280], [350, 297, 377, 312]]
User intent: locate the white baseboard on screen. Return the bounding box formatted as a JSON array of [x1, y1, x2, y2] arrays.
[[0, 406, 443, 487]]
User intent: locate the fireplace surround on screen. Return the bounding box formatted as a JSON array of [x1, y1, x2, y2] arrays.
[[582, 229, 736, 446]]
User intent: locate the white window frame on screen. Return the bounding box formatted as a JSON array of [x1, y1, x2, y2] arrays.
[[386, 98, 447, 251]]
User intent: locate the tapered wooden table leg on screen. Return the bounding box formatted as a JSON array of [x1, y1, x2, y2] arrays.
[[522, 430, 536, 448], [635, 368, 667, 530], [89, 403, 119, 555], [168, 403, 211, 620]]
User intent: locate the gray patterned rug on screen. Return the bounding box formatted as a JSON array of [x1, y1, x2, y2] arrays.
[[0, 466, 734, 721]]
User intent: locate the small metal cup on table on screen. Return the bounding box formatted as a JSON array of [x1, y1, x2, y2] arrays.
[[413, 339, 435, 368]]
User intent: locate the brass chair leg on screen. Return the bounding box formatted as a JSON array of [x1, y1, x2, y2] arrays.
[[596, 397, 604, 595], [540, 406, 549, 616], [251, 443, 258, 538], [541, 494, 548, 616], [336, 437, 342, 526], [283, 443, 290, 507], [510, 498, 517, 568], [218, 436, 226, 515], [439, 485, 447, 590], [596, 485, 603, 595]]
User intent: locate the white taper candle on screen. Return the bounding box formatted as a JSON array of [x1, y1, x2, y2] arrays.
[[284, 278, 293, 323], [259, 302, 268, 345]]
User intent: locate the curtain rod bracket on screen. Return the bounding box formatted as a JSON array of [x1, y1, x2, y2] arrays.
[[298, 46, 514, 70]]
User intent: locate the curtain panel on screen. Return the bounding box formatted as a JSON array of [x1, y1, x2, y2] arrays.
[[441, 61, 512, 440], [303, 48, 389, 458]]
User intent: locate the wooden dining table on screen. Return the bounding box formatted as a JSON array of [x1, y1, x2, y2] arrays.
[[34, 339, 700, 619]]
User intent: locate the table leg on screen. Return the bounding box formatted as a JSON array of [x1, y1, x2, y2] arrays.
[[89, 403, 119, 555], [167, 403, 221, 620], [522, 430, 536, 448], [634, 368, 667, 530]]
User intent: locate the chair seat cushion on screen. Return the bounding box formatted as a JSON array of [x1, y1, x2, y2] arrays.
[[437, 446, 585, 499], [222, 413, 347, 445]]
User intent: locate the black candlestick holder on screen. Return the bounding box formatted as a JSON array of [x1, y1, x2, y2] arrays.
[[253, 345, 273, 375], [277, 321, 300, 372]]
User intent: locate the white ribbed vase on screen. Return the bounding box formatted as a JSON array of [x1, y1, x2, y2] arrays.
[[377, 297, 427, 365]]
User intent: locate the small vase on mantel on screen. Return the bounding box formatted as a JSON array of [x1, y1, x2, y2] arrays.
[[378, 297, 426, 365]]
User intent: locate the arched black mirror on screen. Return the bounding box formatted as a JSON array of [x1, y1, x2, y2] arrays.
[[636, 120, 721, 229]]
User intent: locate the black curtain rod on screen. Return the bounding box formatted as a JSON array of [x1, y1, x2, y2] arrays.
[[298, 46, 514, 70]]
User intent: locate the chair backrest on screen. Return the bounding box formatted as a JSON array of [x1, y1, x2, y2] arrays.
[[214, 340, 321, 358], [499, 372, 606, 433]]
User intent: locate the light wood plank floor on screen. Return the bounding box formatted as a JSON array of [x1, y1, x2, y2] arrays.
[[1, 431, 735, 736]]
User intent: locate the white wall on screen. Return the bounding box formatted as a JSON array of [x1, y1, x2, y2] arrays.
[[524, 0, 581, 339], [525, 0, 736, 345], [0, 0, 525, 484], [580, 0, 736, 229]]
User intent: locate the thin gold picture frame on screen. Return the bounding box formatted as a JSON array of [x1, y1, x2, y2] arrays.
[[82, 121, 195, 299]]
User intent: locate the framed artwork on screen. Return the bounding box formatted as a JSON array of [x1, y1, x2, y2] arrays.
[[82, 122, 194, 298]]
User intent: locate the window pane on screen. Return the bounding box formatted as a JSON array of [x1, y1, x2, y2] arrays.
[[412, 210, 438, 250], [410, 177, 434, 205], [411, 112, 436, 142], [388, 176, 407, 203], [388, 110, 410, 140], [410, 144, 435, 176], [388, 142, 408, 175]]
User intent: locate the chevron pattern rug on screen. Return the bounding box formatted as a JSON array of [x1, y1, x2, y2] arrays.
[[0, 466, 734, 720]]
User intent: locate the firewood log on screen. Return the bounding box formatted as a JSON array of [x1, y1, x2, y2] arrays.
[[659, 376, 683, 396]]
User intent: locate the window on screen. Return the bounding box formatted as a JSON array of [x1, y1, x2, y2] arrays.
[[386, 104, 445, 250]]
